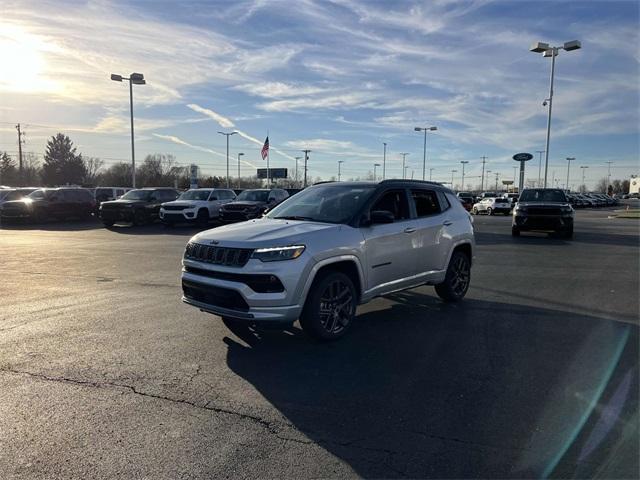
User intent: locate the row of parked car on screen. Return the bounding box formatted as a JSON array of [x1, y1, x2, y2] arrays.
[[454, 190, 621, 215], [0, 185, 294, 226]]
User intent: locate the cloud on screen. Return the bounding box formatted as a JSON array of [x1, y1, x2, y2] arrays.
[[152, 133, 257, 168], [186, 104, 235, 129]]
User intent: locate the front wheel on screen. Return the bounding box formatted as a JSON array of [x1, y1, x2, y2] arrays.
[[435, 251, 471, 302], [486, 207, 493, 216], [472, 207, 478, 215], [511, 226, 520, 236], [300, 271, 357, 341]]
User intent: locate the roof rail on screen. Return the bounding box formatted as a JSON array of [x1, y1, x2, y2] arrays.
[[379, 179, 444, 186]]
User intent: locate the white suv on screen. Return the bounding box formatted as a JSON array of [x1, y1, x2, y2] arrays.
[[471, 197, 511, 215], [181, 180, 475, 341], [160, 188, 236, 226]]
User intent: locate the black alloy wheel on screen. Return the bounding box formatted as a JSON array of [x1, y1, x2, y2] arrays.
[[435, 251, 471, 302], [300, 271, 357, 341]]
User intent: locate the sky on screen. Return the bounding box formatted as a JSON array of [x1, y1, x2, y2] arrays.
[[0, 0, 638, 190]]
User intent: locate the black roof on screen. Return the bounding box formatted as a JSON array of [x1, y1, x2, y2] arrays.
[[310, 179, 450, 192]]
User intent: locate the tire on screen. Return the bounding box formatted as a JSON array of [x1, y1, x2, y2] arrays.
[[133, 209, 146, 226], [486, 207, 493, 216], [563, 225, 574, 239], [511, 226, 520, 236], [435, 250, 471, 302], [197, 209, 209, 227], [472, 207, 478, 215], [300, 271, 357, 341]]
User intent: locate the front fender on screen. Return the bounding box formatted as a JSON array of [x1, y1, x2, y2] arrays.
[[295, 255, 366, 307]]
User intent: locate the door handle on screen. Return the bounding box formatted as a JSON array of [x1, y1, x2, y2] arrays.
[[443, 220, 453, 226], [404, 227, 416, 233]]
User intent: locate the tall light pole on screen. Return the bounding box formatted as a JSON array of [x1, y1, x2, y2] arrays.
[[111, 72, 146, 188], [460, 161, 469, 192], [530, 40, 582, 187], [580, 165, 588, 192], [535, 150, 545, 187], [294, 156, 301, 185], [480, 156, 487, 192], [414, 126, 437, 180], [606, 161, 613, 193], [338, 160, 344, 181], [218, 131, 237, 188], [382, 142, 387, 180], [373, 163, 381, 182], [302, 150, 311, 187], [429, 167, 435, 181], [451, 169, 458, 190], [404, 165, 409, 178], [494, 172, 500, 192], [565, 157, 575, 192], [400, 153, 409, 179], [237, 152, 244, 184]]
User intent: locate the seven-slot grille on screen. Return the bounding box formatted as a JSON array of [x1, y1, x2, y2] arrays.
[[185, 242, 253, 267], [164, 205, 189, 211], [528, 207, 562, 215], [224, 204, 250, 211]]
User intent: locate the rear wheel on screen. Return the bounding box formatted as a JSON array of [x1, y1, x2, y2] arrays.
[[435, 250, 471, 302], [300, 271, 357, 341], [563, 224, 574, 239]]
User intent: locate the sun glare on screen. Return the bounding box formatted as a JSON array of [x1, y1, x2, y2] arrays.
[[0, 25, 60, 94]]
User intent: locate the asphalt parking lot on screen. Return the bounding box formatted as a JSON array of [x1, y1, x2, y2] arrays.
[[1, 209, 638, 479]]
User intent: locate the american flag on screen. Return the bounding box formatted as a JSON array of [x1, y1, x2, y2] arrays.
[[261, 136, 269, 160]]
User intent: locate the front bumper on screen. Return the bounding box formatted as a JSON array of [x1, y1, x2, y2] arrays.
[[181, 261, 305, 323], [160, 209, 197, 223], [513, 214, 573, 231], [100, 209, 134, 222]]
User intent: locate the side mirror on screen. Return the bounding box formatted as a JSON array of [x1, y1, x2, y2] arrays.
[[370, 210, 395, 224]]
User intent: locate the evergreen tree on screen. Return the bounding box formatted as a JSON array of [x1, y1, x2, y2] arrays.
[[0, 151, 17, 185], [41, 133, 86, 186]]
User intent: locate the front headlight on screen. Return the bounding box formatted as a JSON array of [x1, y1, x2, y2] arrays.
[[561, 205, 573, 214], [252, 245, 305, 262]]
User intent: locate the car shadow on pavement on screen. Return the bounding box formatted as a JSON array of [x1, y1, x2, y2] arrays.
[[101, 223, 221, 236], [223, 292, 638, 479], [0, 218, 104, 231], [476, 230, 639, 247]]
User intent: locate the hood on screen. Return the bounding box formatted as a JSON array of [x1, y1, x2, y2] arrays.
[[518, 201, 569, 208], [222, 200, 265, 208], [191, 218, 340, 247], [0, 199, 40, 208], [101, 199, 147, 207], [162, 200, 197, 207]]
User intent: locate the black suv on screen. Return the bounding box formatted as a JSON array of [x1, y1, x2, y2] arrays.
[[99, 188, 179, 226], [0, 188, 95, 223], [512, 188, 574, 238], [218, 188, 289, 223]]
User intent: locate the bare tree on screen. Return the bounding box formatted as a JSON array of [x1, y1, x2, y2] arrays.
[[83, 157, 104, 186], [595, 177, 608, 193]]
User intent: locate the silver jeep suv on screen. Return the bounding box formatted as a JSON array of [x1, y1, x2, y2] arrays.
[[181, 180, 475, 340]]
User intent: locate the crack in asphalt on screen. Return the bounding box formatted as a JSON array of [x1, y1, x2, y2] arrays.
[[0, 367, 524, 459]]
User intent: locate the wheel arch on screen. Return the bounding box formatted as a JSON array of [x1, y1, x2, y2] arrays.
[[299, 256, 365, 306]]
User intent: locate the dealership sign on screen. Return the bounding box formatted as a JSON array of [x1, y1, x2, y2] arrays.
[[512, 153, 533, 162]]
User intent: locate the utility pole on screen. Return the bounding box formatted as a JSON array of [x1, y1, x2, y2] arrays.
[[460, 161, 469, 192], [535, 150, 545, 187], [400, 153, 409, 179], [302, 149, 311, 187], [382, 142, 387, 180], [480, 156, 487, 192], [338, 160, 344, 181], [237, 152, 244, 185], [15, 124, 24, 186], [429, 168, 434, 181], [494, 172, 499, 192]]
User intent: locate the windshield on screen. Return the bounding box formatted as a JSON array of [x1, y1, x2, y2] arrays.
[[519, 189, 567, 203], [179, 190, 211, 201], [28, 189, 47, 200], [121, 190, 152, 201], [236, 190, 269, 202], [266, 184, 376, 224]]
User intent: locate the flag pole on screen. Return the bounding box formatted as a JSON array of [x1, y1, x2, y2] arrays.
[[266, 130, 270, 187]]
